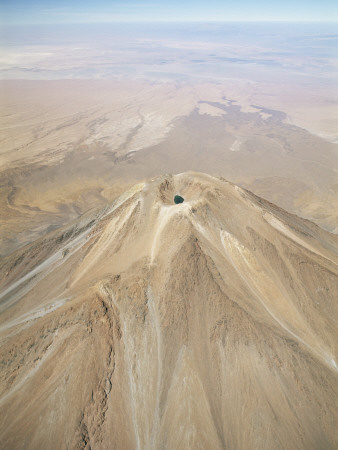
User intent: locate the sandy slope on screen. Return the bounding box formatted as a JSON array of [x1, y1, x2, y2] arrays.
[[0, 172, 337, 449]]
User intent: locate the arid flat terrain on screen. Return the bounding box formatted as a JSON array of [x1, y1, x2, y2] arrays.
[[1, 78, 337, 256], [0, 173, 337, 449]]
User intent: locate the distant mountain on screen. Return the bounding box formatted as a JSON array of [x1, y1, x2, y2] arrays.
[[0, 172, 337, 449]]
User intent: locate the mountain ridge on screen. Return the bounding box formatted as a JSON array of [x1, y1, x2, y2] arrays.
[[0, 172, 337, 449]]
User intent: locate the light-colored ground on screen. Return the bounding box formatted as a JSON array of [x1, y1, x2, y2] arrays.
[[0, 173, 337, 449], [1, 79, 337, 256]]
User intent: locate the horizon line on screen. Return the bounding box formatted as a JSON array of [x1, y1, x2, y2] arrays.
[[2, 19, 338, 26]]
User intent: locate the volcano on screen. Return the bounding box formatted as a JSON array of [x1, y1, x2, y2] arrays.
[[0, 172, 337, 449]]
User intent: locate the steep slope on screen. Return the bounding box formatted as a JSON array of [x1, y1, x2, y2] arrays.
[[0, 172, 337, 449]]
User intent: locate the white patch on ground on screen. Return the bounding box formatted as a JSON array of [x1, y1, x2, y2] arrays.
[[198, 103, 225, 117], [192, 222, 212, 242], [150, 203, 190, 264], [0, 227, 93, 312], [263, 213, 330, 261], [230, 139, 241, 152], [260, 112, 272, 120], [121, 286, 163, 449], [122, 316, 142, 450], [104, 182, 145, 217], [0, 297, 69, 333], [71, 200, 139, 285], [129, 112, 173, 152], [147, 286, 162, 447], [0, 327, 65, 406]]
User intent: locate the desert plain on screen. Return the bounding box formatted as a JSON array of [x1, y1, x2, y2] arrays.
[[1, 23, 338, 256]]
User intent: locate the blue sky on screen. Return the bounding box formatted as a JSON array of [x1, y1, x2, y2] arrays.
[[1, 0, 337, 24]]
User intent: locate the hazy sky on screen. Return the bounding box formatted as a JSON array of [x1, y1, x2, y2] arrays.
[[1, 0, 338, 24]]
